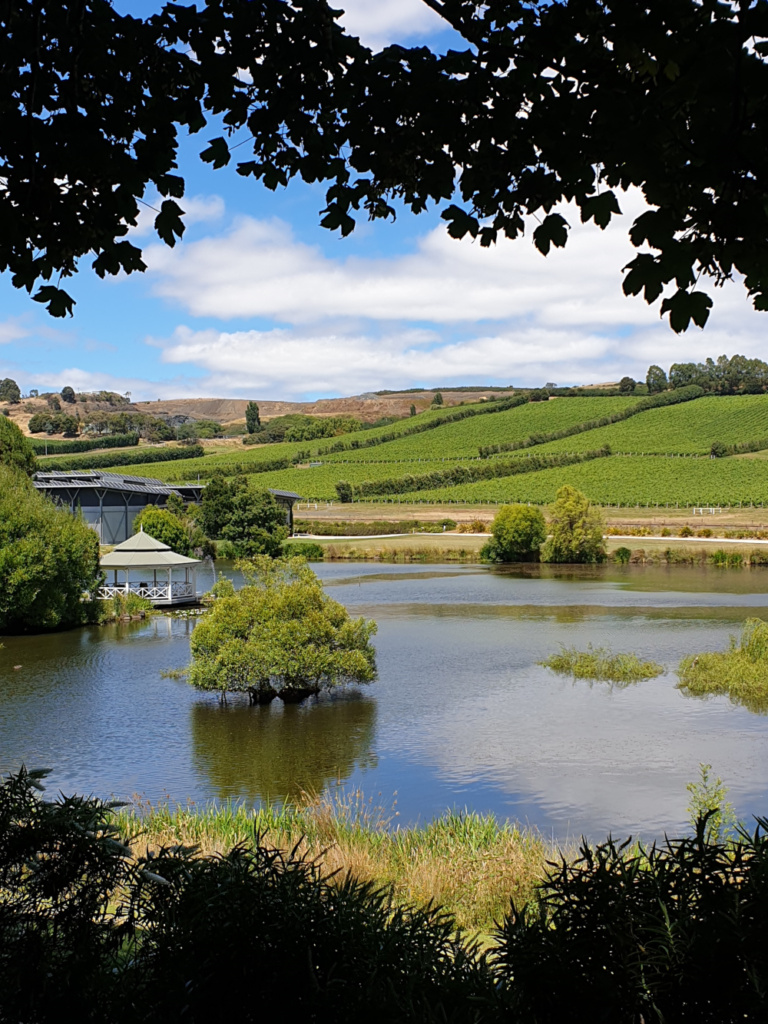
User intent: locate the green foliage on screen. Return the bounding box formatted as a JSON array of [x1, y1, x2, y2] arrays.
[[40, 444, 204, 472], [646, 364, 668, 393], [220, 488, 288, 557], [613, 546, 632, 564], [245, 400, 260, 433], [98, 591, 154, 621], [0, 466, 102, 632], [177, 419, 222, 440], [410, 404, 417, 416], [133, 506, 193, 557], [282, 540, 325, 560], [686, 763, 738, 844], [31, 432, 138, 455], [618, 376, 636, 394], [0, 416, 36, 474], [134, 503, 214, 560], [60, 386, 76, 404], [492, 817, 768, 1022], [295, 519, 457, 537], [678, 618, 768, 713], [481, 504, 546, 563], [0, 378, 21, 403], [189, 556, 377, 700], [28, 410, 80, 436], [669, 354, 768, 394], [540, 644, 664, 684], [431, 392, 443, 407], [540, 486, 607, 564]]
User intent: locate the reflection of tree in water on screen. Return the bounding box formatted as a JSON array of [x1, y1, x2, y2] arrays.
[[190, 692, 377, 804]]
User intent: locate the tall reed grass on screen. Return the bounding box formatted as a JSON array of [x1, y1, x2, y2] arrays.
[[114, 790, 552, 934]]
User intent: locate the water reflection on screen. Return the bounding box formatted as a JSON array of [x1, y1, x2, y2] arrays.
[[190, 692, 377, 804]]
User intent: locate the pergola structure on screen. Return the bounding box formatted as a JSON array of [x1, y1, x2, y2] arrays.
[[99, 529, 200, 606]]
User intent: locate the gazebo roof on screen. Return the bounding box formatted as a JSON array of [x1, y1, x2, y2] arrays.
[[100, 529, 201, 569]]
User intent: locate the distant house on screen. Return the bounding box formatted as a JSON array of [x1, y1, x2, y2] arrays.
[[34, 470, 301, 544]]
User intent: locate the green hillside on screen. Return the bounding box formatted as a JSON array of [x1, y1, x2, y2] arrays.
[[529, 394, 768, 456], [69, 391, 768, 508]]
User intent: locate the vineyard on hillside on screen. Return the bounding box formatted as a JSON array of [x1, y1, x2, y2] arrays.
[[529, 395, 768, 457], [393, 455, 768, 507]]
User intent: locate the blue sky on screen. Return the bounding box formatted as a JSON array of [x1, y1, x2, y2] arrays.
[[2, 0, 766, 402]]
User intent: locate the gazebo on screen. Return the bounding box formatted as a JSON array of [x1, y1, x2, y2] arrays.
[[99, 529, 200, 606]]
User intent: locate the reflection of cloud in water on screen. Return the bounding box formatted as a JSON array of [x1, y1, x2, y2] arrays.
[[190, 692, 377, 804], [407, 666, 768, 839]]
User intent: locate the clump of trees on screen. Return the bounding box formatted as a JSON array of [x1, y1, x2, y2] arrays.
[[243, 412, 363, 446], [0, 466, 102, 633], [199, 475, 288, 557], [189, 556, 377, 703], [646, 354, 768, 395], [28, 411, 80, 436], [481, 504, 546, 563], [541, 485, 607, 564]]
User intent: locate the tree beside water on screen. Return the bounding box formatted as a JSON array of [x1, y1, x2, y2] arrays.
[[542, 485, 607, 564]]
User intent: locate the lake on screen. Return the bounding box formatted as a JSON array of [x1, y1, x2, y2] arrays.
[[1, 561, 767, 843]]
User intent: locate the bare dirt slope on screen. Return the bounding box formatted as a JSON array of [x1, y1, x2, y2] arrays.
[[132, 390, 510, 424]]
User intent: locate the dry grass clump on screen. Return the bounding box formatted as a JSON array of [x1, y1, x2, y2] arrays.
[[678, 617, 768, 713], [540, 644, 664, 685], [114, 791, 553, 934]]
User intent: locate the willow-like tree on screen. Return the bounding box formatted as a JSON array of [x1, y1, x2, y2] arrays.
[[541, 485, 607, 564], [482, 503, 546, 562], [189, 556, 377, 703]]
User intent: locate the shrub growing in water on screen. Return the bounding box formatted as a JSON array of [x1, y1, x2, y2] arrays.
[[678, 617, 768, 712], [188, 556, 377, 702], [539, 644, 663, 684]]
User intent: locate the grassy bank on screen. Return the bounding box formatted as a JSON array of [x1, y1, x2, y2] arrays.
[[296, 532, 488, 562], [114, 793, 552, 934], [678, 618, 768, 713]]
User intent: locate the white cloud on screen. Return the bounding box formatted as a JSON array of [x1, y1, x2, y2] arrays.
[[146, 200, 662, 328], [335, 0, 446, 49], [0, 319, 29, 345]]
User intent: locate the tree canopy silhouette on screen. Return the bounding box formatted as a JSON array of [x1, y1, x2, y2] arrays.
[[4, 0, 768, 331]]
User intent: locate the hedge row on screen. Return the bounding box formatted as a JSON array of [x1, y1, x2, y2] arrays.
[[164, 455, 293, 482], [31, 432, 139, 455], [716, 436, 768, 457], [39, 445, 205, 472], [479, 386, 706, 457], [337, 446, 612, 500]]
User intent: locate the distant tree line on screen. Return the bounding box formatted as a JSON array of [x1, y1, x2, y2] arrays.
[[647, 354, 768, 395], [30, 433, 140, 456], [40, 445, 205, 473]]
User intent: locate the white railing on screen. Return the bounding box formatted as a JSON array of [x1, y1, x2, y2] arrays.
[[98, 581, 195, 602]]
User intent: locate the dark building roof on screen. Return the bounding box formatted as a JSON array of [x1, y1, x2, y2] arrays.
[[34, 470, 181, 497], [269, 488, 302, 502]]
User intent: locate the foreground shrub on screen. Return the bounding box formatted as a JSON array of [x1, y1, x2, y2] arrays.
[[540, 644, 664, 684], [678, 617, 768, 712], [492, 817, 768, 1023]]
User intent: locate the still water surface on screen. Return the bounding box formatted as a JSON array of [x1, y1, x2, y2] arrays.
[[1, 562, 768, 842]]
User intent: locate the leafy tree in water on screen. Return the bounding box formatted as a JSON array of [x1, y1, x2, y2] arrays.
[[7, 1, 768, 331], [646, 364, 668, 393], [189, 556, 377, 702], [0, 378, 21, 403], [541, 485, 607, 564], [0, 465, 102, 632], [245, 401, 261, 434], [481, 504, 546, 563], [0, 416, 36, 474]]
